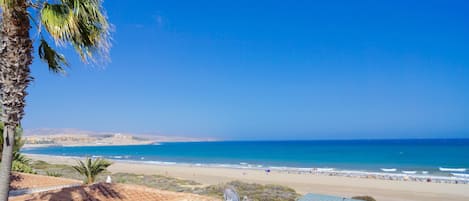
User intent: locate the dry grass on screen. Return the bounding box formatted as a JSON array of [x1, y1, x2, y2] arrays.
[[31, 160, 300, 200]]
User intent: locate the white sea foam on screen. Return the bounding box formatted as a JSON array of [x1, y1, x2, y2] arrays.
[[315, 168, 334, 172], [452, 173, 469, 178], [269, 166, 290, 171], [141, 161, 177, 165], [439, 167, 466, 172], [120, 159, 469, 182], [22, 154, 469, 185]]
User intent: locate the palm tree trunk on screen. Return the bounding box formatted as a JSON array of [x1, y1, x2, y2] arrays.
[[0, 1, 33, 200], [0, 126, 14, 200]]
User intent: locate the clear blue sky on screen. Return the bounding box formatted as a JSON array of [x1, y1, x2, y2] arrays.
[[23, 0, 469, 140]]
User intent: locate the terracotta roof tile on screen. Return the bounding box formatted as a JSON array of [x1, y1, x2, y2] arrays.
[[10, 173, 81, 190], [11, 182, 220, 201]]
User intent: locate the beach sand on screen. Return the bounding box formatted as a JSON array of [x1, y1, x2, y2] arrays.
[[26, 154, 469, 201]]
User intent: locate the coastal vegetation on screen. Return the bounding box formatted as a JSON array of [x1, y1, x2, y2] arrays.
[[0, 0, 111, 199], [196, 181, 300, 201], [352, 196, 377, 201], [11, 152, 34, 174], [72, 157, 112, 184], [32, 160, 84, 180], [113, 172, 202, 192], [46, 171, 63, 177], [29, 160, 301, 201]]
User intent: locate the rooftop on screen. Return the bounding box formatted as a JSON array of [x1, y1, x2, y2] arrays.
[[10, 173, 81, 191], [10, 180, 219, 201]]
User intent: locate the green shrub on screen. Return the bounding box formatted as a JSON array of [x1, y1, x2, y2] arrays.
[[10, 152, 35, 174], [196, 181, 300, 201], [352, 195, 377, 201], [110, 173, 300, 201], [31, 160, 85, 180], [112, 172, 200, 192], [46, 171, 63, 177], [31, 160, 50, 169], [12, 161, 35, 174]]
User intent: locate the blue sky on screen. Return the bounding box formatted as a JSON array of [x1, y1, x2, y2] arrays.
[[23, 0, 469, 140]]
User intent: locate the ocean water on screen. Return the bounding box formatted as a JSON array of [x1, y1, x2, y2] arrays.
[[23, 139, 469, 175]]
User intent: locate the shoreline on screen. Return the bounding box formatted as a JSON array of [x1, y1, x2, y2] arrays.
[[22, 142, 158, 148], [22, 152, 469, 185], [25, 153, 469, 201], [22, 139, 219, 148]]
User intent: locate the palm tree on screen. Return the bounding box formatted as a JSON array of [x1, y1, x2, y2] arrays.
[[0, 0, 110, 199], [72, 157, 112, 184]]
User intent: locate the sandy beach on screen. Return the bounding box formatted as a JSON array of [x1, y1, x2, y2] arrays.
[[25, 154, 469, 201]]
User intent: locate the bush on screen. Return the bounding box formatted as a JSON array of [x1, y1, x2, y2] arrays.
[[31, 160, 84, 180], [112, 172, 200, 192], [46, 171, 63, 177], [352, 195, 377, 201], [11, 152, 35, 174], [12, 160, 35, 174], [196, 181, 300, 201]]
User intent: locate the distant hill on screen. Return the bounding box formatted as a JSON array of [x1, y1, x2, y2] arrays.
[[23, 128, 217, 147], [24, 128, 101, 136]]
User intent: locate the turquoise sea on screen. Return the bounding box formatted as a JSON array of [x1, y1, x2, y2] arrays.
[[23, 139, 469, 176]]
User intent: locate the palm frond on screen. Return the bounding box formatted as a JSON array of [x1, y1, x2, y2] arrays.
[[13, 152, 31, 164], [0, 0, 14, 9], [38, 39, 68, 73], [39, 3, 78, 45], [12, 160, 36, 174], [40, 0, 111, 64], [11, 152, 35, 174], [72, 157, 112, 184]]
